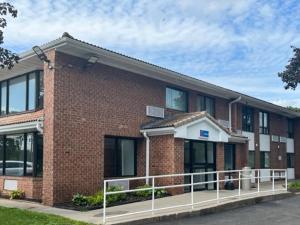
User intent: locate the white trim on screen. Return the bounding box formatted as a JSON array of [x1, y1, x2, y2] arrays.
[[0, 121, 39, 134], [140, 127, 175, 136]]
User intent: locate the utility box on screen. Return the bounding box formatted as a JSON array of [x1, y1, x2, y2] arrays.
[[242, 167, 252, 191]]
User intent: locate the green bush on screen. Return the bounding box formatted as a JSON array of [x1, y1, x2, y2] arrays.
[[106, 185, 127, 205], [87, 191, 104, 206], [72, 193, 89, 206], [9, 190, 25, 200], [133, 184, 167, 198], [288, 181, 300, 192]]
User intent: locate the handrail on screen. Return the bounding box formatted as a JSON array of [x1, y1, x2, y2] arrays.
[[103, 168, 288, 224]]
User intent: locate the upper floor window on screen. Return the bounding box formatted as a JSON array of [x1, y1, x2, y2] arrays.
[[288, 119, 294, 138], [242, 106, 254, 132], [259, 111, 269, 134], [166, 87, 188, 112], [0, 71, 43, 116], [197, 95, 215, 116]]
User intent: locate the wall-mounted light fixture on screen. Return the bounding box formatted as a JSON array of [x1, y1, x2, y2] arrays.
[[32, 46, 53, 69]]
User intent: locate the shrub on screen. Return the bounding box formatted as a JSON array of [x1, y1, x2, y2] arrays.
[[9, 190, 25, 200], [106, 185, 127, 205], [288, 181, 300, 192], [72, 193, 89, 206], [155, 189, 167, 198], [133, 184, 167, 198], [87, 191, 104, 206]]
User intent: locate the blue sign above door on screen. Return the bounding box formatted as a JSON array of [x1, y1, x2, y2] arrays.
[[200, 130, 209, 138]]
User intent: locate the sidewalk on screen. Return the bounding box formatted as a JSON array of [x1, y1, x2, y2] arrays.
[[0, 182, 291, 225]]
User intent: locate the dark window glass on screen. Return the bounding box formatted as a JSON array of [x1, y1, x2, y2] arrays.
[[9, 76, 26, 113], [28, 73, 36, 110], [166, 87, 187, 111], [288, 119, 294, 138], [5, 134, 25, 176], [260, 151, 270, 169], [287, 153, 295, 168], [242, 106, 253, 132], [1, 81, 7, 115], [248, 151, 255, 169], [26, 134, 34, 176], [0, 136, 3, 175], [207, 143, 214, 164], [38, 71, 44, 108], [104, 137, 136, 177], [184, 141, 190, 164], [197, 95, 215, 116], [36, 134, 43, 177], [193, 142, 206, 164], [259, 111, 269, 134], [224, 144, 235, 170]]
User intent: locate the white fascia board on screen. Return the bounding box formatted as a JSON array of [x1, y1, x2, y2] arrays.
[[140, 127, 175, 136], [0, 121, 38, 135]]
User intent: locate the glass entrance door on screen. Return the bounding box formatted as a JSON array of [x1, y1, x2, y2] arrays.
[[184, 140, 216, 191]]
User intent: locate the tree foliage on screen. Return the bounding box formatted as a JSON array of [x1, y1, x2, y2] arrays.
[[0, 2, 18, 69], [278, 46, 300, 90], [286, 106, 300, 112]]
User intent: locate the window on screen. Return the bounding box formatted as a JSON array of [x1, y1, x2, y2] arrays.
[[242, 106, 253, 132], [104, 137, 136, 177], [260, 151, 270, 169], [259, 111, 269, 134], [197, 95, 215, 116], [0, 133, 43, 177], [287, 153, 295, 168], [288, 119, 294, 138], [166, 87, 187, 112], [248, 151, 255, 169], [224, 144, 235, 170], [0, 71, 43, 116]]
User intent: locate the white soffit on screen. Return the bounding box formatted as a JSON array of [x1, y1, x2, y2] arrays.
[[0, 121, 38, 135]]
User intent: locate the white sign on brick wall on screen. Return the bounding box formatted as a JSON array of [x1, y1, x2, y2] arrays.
[[4, 180, 18, 191]]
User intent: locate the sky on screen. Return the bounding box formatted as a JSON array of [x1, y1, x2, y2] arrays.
[[3, 0, 300, 107]]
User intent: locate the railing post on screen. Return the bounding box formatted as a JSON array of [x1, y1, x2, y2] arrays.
[[257, 170, 260, 193], [217, 171, 220, 204], [191, 174, 194, 209], [152, 177, 155, 215], [103, 180, 106, 225], [238, 170, 241, 197], [285, 169, 288, 191], [272, 169, 275, 193]]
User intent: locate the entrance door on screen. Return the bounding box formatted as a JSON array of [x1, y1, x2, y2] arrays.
[[184, 140, 216, 191]]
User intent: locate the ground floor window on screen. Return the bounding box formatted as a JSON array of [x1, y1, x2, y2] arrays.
[[224, 144, 235, 170], [104, 136, 136, 177], [287, 153, 295, 168], [260, 151, 270, 169], [248, 151, 255, 169], [0, 132, 43, 177]]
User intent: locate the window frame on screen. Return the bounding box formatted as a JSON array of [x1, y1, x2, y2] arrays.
[[104, 136, 137, 178], [259, 111, 269, 134], [0, 70, 43, 117], [242, 106, 254, 132], [197, 95, 215, 117], [0, 132, 43, 177], [260, 151, 270, 169], [165, 87, 188, 112]]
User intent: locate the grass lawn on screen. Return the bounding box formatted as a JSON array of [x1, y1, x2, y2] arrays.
[[0, 206, 93, 225]]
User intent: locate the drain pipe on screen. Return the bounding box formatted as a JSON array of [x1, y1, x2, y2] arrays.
[[36, 117, 44, 134], [229, 96, 242, 132], [143, 132, 150, 185]]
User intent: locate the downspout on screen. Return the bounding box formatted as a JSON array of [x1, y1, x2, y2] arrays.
[[36, 117, 44, 134], [143, 132, 150, 185], [229, 96, 242, 132]]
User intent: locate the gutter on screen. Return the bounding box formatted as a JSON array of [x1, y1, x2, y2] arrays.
[[229, 96, 242, 132]]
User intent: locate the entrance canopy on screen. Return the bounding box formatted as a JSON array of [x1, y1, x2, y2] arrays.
[[141, 112, 247, 143]]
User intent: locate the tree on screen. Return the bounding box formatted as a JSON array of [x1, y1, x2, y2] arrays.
[[278, 46, 300, 90], [286, 106, 300, 112], [0, 2, 18, 69]]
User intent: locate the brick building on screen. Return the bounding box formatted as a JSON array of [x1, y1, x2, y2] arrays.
[[0, 34, 299, 206]]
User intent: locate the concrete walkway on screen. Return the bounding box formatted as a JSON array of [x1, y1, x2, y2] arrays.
[[0, 182, 289, 225]]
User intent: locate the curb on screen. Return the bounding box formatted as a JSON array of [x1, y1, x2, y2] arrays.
[[112, 192, 294, 225]]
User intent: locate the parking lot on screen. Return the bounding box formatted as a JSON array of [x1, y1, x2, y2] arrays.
[[152, 195, 300, 225]]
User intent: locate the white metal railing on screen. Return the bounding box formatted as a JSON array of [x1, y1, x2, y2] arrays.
[[103, 169, 287, 224]]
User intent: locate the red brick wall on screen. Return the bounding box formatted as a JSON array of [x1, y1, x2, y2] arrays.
[[0, 176, 42, 200]]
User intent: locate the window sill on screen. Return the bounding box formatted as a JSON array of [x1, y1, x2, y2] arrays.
[[0, 108, 43, 118]]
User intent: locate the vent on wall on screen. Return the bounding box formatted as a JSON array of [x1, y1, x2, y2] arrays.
[[271, 135, 279, 142], [146, 106, 165, 118], [280, 136, 287, 143]]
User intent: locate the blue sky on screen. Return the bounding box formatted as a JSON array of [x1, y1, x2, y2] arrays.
[[4, 0, 300, 107]]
